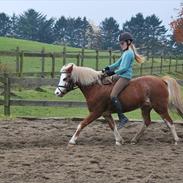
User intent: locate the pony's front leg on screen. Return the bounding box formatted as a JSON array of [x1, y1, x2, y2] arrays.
[[69, 111, 102, 145], [103, 113, 124, 145]]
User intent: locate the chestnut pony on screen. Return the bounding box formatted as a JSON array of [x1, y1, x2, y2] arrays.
[[55, 63, 183, 145]]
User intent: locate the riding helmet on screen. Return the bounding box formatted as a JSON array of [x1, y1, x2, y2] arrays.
[[119, 32, 133, 42]]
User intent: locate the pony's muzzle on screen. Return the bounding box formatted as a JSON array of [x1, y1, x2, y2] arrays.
[[55, 88, 63, 97]]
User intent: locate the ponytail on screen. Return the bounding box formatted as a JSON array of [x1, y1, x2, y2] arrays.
[[130, 44, 144, 64]]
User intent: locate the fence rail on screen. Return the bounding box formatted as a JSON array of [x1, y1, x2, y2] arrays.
[[0, 75, 87, 116], [0, 75, 183, 117], [0, 47, 183, 78]]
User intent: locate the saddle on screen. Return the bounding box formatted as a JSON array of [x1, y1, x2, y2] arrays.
[[100, 75, 120, 85]]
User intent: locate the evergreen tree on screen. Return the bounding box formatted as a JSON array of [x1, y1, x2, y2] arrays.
[[123, 13, 167, 57], [9, 13, 18, 37], [100, 17, 120, 49], [144, 14, 167, 57], [73, 17, 93, 48], [123, 13, 146, 48], [0, 13, 11, 36], [16, 9, 54, 43], [54, 16, 67, 44]]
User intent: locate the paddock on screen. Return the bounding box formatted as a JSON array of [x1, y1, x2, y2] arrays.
[[0, 118, 183, 183]]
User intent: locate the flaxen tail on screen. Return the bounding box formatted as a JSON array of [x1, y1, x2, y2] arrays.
[[162, 76, 183, 118]]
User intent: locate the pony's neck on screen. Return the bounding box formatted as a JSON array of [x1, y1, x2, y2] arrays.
[[71, 65, 102, 86]]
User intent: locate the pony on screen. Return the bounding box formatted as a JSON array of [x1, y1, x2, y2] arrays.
[[55, 63, 183, 145]]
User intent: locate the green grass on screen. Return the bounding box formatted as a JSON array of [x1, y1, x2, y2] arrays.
[[0, 36, 183, 119], [0, 105, 182, 121], [0, 37, 80, 51], [0, 85, 182, 121], [0, 36, 182, 78]]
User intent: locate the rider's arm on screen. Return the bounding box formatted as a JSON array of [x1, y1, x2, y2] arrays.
[[115, 52, 133, 75], [108, 56, 122, 71]]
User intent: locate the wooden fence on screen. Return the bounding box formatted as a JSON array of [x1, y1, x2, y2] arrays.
[[0, 47, 183, 77], [0, 74, 86, 116], [0, 74, 183, 116]]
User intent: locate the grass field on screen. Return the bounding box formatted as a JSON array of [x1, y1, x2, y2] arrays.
[[1, 36, 183, 77], [0, 85, 183, 121], [0, 37, 183, 120]]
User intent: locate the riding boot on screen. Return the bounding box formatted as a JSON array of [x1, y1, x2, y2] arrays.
[[111, 96, 129, 129]]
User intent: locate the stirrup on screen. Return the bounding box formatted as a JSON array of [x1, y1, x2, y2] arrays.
[[118, 117, 129, 129]]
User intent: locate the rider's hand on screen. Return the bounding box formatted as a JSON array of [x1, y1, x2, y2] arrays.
[[102, 66, 110, 73], [102, 66, 115, 76], [106, 70, 115, 76]]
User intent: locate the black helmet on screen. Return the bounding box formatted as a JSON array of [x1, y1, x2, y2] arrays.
[[119, 32, 133, 42]]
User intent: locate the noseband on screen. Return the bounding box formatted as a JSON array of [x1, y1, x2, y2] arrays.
[[57, 71, 78, 94]]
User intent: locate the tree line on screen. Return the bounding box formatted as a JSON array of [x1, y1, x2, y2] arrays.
[[0, 8, 182, 56]]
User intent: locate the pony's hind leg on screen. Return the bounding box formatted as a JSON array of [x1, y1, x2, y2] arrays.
[[160, 112, 179, 145], [131, 107, 152, 144], [69, 111, 102, 145], [103, 113, 124, 145]]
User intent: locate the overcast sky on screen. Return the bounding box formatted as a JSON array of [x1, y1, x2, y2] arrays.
[[1, 0, 182, 31]]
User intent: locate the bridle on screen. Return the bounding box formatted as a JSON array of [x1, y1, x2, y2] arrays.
[[57, 71, 78, 94]]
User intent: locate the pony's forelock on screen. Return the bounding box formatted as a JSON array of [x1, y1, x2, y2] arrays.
[[60, 63, 75, 72]]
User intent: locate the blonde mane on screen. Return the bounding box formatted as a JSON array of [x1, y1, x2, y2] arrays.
[[62, 63, 102, 86]]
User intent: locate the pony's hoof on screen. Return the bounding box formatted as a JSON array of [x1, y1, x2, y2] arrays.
[[131, 140, 137, 145], [116, 141, 122, 146], [68, 140, 76, 145], [174, 138, 180, 145], [67, 143, 76, 148]]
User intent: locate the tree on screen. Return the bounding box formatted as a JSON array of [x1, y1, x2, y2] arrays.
[[38, 18, 55, 43], [144, 14, 167, 57], [122, 13, 167, 57], [123, 13, 146, 48], [73, 17, 93, 48], [100, 17, 120, 50], [16, 9, 54, 43], [88, 21, 102, 49], [170, 3, 183, 43], [9, 13, 18, 38], [54, 16, 68, 44], [0, 13, 11, 36], [54, 16, 93, 48]]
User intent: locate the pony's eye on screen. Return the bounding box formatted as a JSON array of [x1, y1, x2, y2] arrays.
[[63, 77, 67, 81]]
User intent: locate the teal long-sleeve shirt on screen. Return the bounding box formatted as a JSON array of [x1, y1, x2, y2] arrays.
[[108, 49, 135, 79]]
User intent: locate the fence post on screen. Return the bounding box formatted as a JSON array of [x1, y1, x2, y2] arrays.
[[51, 53, 55, 78], [168, 56, 171, 73], [19, 51, 24, 77], [41, 48, 45, 78], [113, 55, 116, 63], [160, 56, 163, 74], [109, 49, 112, 65], [151, 59, 154, 74], [140, 63, 143, 76], [4, 73, 10, 116], [81, 48, 84, 66], [175, 56, 178, 72], [77, 54, 80, 66], [16, 46, 20, 76], [63, 46, 66, 66], [96, 49, 99, 70]]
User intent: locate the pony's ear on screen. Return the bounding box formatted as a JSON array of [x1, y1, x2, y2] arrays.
[[66, 64, 73, 73]]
